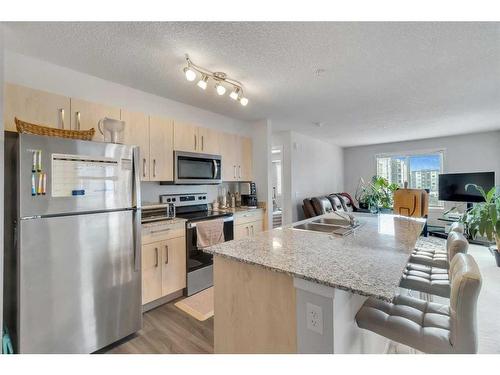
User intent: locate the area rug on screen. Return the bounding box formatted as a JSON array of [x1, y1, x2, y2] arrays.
[[174, 287, 214, 321]]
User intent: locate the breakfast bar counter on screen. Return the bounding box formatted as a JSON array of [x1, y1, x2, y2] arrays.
[[204, 212, 425, 354]]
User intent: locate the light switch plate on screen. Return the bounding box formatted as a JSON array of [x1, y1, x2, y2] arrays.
[[306, 302, 323, 334]]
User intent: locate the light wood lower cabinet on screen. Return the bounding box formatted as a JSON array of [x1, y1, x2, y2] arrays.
[[234, 220, 264, 240], [142, 222, 186, 305], [4, 83, 70, 131]]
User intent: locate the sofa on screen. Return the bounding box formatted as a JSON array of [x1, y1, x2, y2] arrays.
[[302, 192, 369, 218]]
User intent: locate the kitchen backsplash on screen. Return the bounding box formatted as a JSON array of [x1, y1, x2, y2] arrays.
[[141, 181, 241, 205]]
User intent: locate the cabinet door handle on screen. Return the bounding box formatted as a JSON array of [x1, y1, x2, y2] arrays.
[[75, 111, 81, 130], [150, 228, 170, 234], [59, 109, 65, 129], [238, 165, 241, 179], [233, 165, 236, 179], [164, 245, 169, 264], [194, 134, 197, 150], [143, 158, 147, 178], [246, 226, 249, 236], [154, 247, 159, 267], [153, 159, 157, 178], [201, 135, 204, 151]]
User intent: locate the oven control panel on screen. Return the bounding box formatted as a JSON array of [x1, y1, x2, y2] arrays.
[[160, 193, 207, 207]]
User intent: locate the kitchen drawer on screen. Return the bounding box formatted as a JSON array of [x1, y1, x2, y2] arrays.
[[142, 220, 185, 244], [234, 210, 264, 226], [234, 219, 263, 240]]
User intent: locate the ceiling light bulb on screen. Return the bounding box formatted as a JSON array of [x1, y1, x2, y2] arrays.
[[215, 83, 226, 96], [239, 97, 249, 106], [197, 75, 208, 90], [229, 88, 241, 100], [184, 67, 196, 82]]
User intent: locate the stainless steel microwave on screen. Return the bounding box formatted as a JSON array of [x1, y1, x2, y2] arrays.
[[174, 151, 222, 184]]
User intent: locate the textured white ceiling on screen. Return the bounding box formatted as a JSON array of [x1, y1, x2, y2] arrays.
[[3, 22, 500, 146]]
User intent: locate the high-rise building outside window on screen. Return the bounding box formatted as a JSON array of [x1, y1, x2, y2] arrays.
[[376, 151, 444, 207]]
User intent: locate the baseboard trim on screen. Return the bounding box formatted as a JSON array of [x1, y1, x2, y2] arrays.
[[142, 290, 184, 313]]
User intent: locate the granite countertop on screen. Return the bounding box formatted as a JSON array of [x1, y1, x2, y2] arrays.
[[215, 206, 264, 214], [204, 212, 425, 301], [141, 217, 187, 227]]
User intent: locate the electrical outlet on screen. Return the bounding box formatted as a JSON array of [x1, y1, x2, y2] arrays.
[[306, 302, 323, 334]]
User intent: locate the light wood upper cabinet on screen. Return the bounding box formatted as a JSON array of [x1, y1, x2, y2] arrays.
[[173, 121, 198, 153], [220, 132, 253, 182], [142, 242, 163, 305], [4, 83, 70, 131], [121, 109, 150, 181], [149, 115, 174, 181], [198, 126, 220, 155], [70, 98, 120, 141], [161, 236, 187, 296], [174, 121, 220, 155], [220, 132, 239, 181], [240, 136, 253, 181]]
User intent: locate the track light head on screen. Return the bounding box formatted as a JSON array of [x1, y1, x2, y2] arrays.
[[215, 82, 226, 96], [184, 67, 196, 82], [239, 97, 249, 106], [229, 87, 241, 100], [197, 75, 208, 90]]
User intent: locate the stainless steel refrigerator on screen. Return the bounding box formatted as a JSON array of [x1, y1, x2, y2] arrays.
[[3, 132, 142, 353]]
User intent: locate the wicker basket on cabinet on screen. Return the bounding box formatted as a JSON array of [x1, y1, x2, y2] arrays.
[[15, 117, 95, 141]]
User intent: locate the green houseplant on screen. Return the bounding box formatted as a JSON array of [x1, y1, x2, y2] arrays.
[[357, 176, 399, 213], [462, 184, 500, 266]]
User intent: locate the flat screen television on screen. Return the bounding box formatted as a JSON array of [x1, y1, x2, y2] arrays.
[[438, 172, 495, 202]]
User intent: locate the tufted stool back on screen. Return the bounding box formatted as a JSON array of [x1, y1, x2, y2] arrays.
[[311, 196, 334, 215], [448, 253, 482, 353], [449, 221, 465, 234], [447, 231, 469, 261]]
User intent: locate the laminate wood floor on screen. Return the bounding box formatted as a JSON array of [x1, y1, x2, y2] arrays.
[[101, 299, 214, 354]]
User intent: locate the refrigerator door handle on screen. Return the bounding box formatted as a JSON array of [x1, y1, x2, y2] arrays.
[[132, 146, 142, 272]]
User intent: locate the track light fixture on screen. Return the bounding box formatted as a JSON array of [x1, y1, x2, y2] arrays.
[[182, 54, 249, 107]]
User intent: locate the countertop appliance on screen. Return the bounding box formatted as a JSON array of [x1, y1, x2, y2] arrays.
[[141, 202, 176, 223], [3, 132, 142, 353], [160, 193, 233, 296], [173, 151, 221, 185], [241, 182, 258, 208]]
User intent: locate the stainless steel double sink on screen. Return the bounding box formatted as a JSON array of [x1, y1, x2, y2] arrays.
[[292, 217, 361, 236]]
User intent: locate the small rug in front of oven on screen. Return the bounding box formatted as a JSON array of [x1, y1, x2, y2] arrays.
[[174, 287, 214, 321]]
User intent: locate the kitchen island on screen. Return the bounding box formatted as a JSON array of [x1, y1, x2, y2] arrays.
[[204, 212, 425, 354]]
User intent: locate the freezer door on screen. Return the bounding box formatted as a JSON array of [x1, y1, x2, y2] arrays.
[[18, 134, 136, 218], [18, 210, 141, 353]]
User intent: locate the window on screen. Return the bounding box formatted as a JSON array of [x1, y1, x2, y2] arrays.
[[376, 151, 444, 207]]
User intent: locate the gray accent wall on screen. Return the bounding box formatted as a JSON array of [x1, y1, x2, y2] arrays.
[[343, 131, 500, 222]]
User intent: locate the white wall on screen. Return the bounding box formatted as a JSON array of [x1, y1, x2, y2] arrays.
[[4, 51, 271, 204], [290, 132, 344, 222], [344, 131, 500, 223], [250, 119, 273, 229], [273, 131, 344, 223]]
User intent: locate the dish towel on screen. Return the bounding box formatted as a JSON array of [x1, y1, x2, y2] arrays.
[[196, 218, 225, 248]]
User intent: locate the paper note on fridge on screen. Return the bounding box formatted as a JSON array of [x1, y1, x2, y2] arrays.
[[51, 153, 120, 197]]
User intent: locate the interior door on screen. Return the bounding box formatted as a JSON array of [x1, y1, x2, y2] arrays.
[[19, 210, 141, 353], [4, 83, 70, 131], [149, 115, 174, 181], [121, 109, 150, 181]]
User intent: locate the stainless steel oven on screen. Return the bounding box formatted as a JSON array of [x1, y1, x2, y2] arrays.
[[174, 151, 222, 184]]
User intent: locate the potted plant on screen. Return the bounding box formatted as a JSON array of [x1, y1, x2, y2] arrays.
[[462, 184, 500, 266], [357, 176, 399, 213]]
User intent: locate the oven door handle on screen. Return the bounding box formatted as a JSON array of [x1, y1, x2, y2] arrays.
[[213, 159, 218, 179], [187, 217, 233, 228]]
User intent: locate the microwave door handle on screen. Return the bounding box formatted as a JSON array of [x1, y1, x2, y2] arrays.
[[213, 159, 218, 179]]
